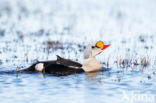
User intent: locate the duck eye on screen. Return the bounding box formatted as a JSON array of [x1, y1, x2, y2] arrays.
[[92, 46, 95, 48]]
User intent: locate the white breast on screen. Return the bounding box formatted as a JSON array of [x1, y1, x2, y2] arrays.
[[82, 57, 103, 72]]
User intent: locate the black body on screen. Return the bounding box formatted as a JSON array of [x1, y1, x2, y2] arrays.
[[19, 55, 84, 76]]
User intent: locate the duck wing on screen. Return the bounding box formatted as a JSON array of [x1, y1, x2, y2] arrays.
[[56, 55, 82, 68]]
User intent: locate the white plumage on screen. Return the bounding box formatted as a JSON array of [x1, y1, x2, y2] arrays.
[[35, 63, 44, 72]]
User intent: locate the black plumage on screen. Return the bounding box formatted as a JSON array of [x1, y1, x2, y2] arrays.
[[19, 55, 84, 76]]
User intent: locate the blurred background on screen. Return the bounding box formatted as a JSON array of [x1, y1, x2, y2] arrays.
[[0, 0, 156, 103], [0, 0, 155, 65]]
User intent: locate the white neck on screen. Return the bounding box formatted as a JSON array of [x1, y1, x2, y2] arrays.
[[82, 45, 103, 72], [82, 57, 103, 72]]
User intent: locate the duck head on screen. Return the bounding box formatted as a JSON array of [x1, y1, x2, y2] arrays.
[[92, 41, 110, 57], [84, 41, 110, 59]]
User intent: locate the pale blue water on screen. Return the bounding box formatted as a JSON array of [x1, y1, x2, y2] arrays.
[[0, 0, 156, 103]]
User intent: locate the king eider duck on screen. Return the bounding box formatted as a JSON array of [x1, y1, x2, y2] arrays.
[[19, 41, 110, 76]]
